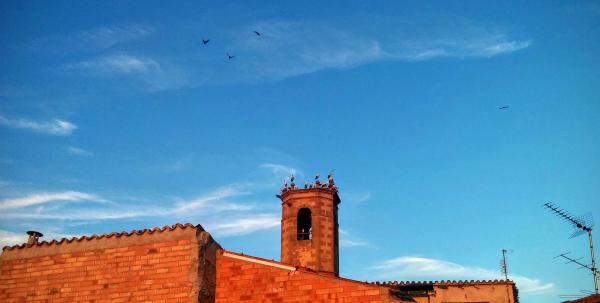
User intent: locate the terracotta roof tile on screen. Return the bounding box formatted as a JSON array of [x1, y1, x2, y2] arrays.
[[371, 279, 515, 286], [2, 223, 198, 251]]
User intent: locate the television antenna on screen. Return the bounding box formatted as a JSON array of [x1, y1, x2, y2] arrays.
[[500, 249, 513, 280], [544, 202, 598, 294]]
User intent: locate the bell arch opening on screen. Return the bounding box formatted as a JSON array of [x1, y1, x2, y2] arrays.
[[297, 208, 312, 240]]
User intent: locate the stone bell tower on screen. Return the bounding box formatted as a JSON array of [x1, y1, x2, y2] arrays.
[[279, 173, 340, 276]]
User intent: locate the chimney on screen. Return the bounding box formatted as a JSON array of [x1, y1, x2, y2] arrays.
[[26, 230, 43, 245]]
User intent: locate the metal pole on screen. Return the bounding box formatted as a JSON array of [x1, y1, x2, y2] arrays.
[[500, 249, 513, 303], [588, 229, 599, 294], [502, 249, 508, 280]]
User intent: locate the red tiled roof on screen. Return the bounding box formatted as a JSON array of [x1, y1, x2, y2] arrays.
[[371, 279, 515, 286], [2, 223, 198, 251]]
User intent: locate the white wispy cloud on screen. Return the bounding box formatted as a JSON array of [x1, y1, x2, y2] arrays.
[[66, 54, 160, 74], [207, 214, 280, 236], [3, 209, 165, 220], [0, 191, 108, 210], [260, 163, 298, 178], [227, 21, 531, 82], [33, 24, 153, 53], [173, 183, 254, 214], [65, 54, 188, 91], [0, 184, 252, 223], [0, 163, 299, 238], [68, 146, 94, 157], [340, 238, 370, 247], [0, 230, 27, 248], [391, 36, 531, 61], [339, 229, 370, 248], [0, 115, 77, 136], [234, 21, 383, 80], [7, 196, 265, 235], [55, 21, 529, 89], [513, 275, 555, 294], [370, 256, 553, 294], [76, 25, 153, 48], [0, 229, 78, 248], [475, 40, 531, 57], [2, 206, 277, 238]]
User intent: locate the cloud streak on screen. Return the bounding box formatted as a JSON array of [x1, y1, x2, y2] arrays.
[[228, 21, 531, 82], [339, 229, 370, 248], [33, 24, 153, 53], [391, 36, 531, 61], [234, 21, 383, 81], [66, 54, 161, 74], [76, 25, 153, 49], [0, 163, 304, 239], [172, 184, 254, 214], [207, 214, 280, 236], [370, 256, 553, 294], [0, 229, 78, 248], [0, 182, 262, 237], [65, 54, 188, 91], [54, 20, 530, 89], [0, 115, 77, 136], [68, 146, 94, 157], [0, 191, 108, 210], [3, 209, 165, 220], [260, 163, 298, 179], [0, 185, 250, 220], [0, 230, 27, 248]]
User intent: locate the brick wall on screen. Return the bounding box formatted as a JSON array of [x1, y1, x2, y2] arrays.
[[0, 224, 220, 303], [216, 250, 409, 303]]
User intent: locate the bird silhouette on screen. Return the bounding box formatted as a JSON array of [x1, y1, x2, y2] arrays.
[[202, 38, 210, 45], [227, 53, 235, 60], [253, 31, 261, 36], [499, 106, 509, 110]]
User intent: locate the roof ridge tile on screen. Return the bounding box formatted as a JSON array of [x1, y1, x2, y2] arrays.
[[2, 223, 197, 251], [369, 279, 515, 286]]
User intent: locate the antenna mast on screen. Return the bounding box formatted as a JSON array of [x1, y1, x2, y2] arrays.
[[544, 202, 598, 294], [501, 249, 509, 280]]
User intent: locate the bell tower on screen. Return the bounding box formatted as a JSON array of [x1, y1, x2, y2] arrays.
[[279, 173, 340, 276]]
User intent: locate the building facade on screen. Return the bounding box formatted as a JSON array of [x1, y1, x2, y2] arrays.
[[377, 280, 518, 303], [0, 173, 518, 302]]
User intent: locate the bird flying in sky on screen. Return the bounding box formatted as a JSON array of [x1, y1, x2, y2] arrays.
[[202, 38, 210, 45], [499, 106, 509, 110], [253, 30, 261, 36], [227, 53, 235, 60]]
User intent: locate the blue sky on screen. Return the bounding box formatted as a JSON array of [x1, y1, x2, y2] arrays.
[[1, 1, 599, 302]]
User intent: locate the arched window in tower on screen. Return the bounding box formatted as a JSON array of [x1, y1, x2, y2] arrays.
[[297, 208, 312, 240]]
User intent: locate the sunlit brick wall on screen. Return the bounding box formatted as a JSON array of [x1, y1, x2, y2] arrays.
[[0, 224, 218, 303], [216, 250, 405, 303]]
